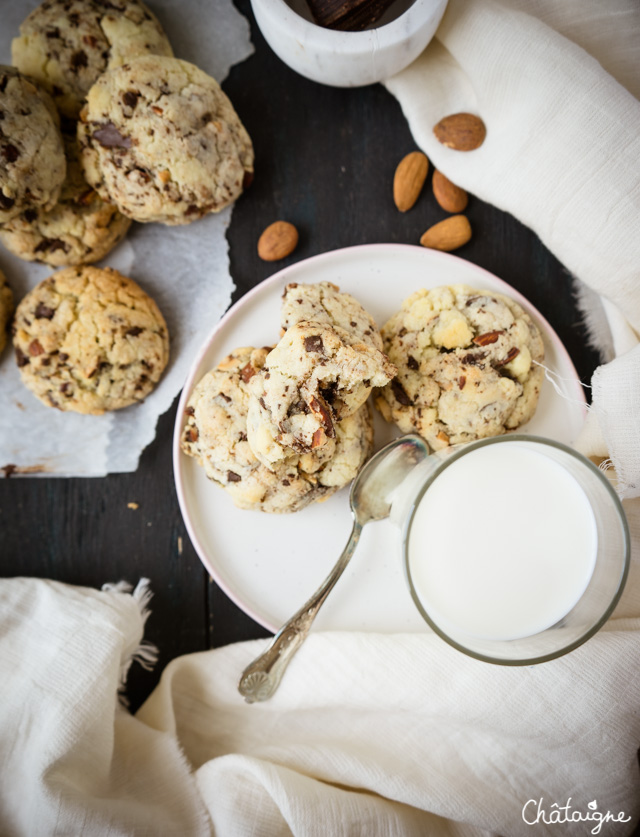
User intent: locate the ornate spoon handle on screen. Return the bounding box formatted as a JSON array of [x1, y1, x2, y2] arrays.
[[238, 520, 363, 703]]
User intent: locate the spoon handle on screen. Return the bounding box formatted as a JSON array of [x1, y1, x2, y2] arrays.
[[238, 520, 363, 703]]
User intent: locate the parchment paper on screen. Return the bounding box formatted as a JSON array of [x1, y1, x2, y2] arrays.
[[0, 0, 253, 475]]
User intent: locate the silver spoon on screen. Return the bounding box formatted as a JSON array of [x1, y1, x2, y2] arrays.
[[238, 433, 429, 703]]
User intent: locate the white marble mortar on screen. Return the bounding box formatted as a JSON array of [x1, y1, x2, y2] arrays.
[[250, 0, 448, 87]]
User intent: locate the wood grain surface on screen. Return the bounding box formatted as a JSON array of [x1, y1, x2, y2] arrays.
[[0, 0, 601, 711]]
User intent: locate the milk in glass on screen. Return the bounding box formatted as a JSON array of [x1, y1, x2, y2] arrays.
[[407, 444, 598, 641]]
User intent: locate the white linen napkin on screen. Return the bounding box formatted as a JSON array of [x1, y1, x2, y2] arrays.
[[0, 576, 639, 836], [1, 2, 639, 836], [0, 578, 209, 837]]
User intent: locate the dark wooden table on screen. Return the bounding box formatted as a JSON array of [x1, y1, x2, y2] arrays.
[[0, 0, 601, 712]]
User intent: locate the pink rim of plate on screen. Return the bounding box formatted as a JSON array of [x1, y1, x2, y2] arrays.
[[172, 243, 587, 631]]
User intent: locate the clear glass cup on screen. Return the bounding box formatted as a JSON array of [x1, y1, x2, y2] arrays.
[[399, 434, 630, 665]]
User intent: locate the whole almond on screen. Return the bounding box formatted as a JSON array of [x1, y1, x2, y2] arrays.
[[258, 221, 299, 261], [433, 113, 486, 151], [432, 169, 468, 213], [420, 215, 472, 251], [393, 151, 429, 212]]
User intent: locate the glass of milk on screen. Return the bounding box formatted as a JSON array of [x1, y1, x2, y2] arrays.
[[400, 435, 630, 664]]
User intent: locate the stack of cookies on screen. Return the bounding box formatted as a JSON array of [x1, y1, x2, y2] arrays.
[[9, 0, 254, 234], [181, 282, 396, 513], [181, 281, 546, 513], [0, 0, 254, 415]]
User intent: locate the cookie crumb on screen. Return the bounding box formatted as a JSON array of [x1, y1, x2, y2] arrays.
[[177, 536, 183, 555], [127, 501, 139, 509]]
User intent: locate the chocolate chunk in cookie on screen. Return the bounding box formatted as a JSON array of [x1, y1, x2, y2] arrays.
[[0, 270, 14, 355]]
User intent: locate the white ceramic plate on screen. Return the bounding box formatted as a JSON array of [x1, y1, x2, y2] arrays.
[[173, 244, 586, 633]]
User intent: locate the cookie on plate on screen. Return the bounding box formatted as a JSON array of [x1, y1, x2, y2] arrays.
[[77, 55, 254, 224], [0, 66, 66, 224], [0, 133, 131, 266], [375, 284, 544, 449], [281, 281, 384, 350], [13, 265, 169, 414], [12, 0, 173, 118], [247, 321, 396, 469], [181, 346, 373, 513], [0, 270, 14, 354]]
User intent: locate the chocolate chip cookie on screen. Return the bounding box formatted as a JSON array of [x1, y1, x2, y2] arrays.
[[13, 265, 169, 414], [375, 285, 544, 448], [0, 133, 131, 266], [247, 321, 396, 469], [281, 281, 384, 350], [0, 66, 66, 224], [12, 0, 173, 118], [0, 270, 14, 354], [77, 55, 254, 224], [181, 346, 373, 513]]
